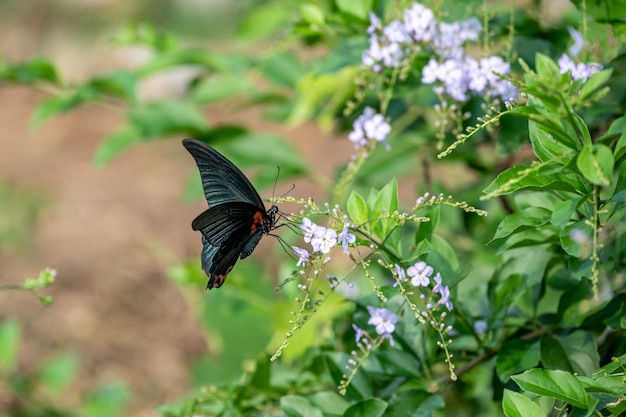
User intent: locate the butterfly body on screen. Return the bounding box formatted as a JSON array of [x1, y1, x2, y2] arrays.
[[182, 138, 277, 289]]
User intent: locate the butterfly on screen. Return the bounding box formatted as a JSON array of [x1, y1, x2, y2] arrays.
[[182, 138, 278, 289]]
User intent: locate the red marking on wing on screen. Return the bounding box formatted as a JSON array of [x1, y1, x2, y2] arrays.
[[212, 265, 234, 289], [250, 210, 264, 233]]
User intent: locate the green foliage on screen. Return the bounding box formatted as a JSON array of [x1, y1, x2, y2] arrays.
[[3, 0, 626, 416]]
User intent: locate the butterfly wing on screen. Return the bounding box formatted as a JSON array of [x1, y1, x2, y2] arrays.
[[191, 202, 265, 247], [182, 138, 265, 208], [183, 138, 271, 289], [200, 227, 264, 289]]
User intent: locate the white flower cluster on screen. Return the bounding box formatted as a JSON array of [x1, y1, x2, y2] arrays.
[[291, 218, 356, 267], [348, 106, 391, 149]]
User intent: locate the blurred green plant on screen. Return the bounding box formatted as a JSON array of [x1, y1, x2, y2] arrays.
[[2, 0, 626, 416], [0, 267, 56, 306], [0, 181, 44, 252], [0, 320, 130, 417]]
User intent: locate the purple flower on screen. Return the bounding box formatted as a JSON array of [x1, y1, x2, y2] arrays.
[[367, 306, 398, 345], [438, 285, 453, 311], [403, 3, 436, 42], [567, 26, 584, 57], [337, 223, 356, 253], [292, 246, 309, 267], [311, 227, 337, 254], [383, 20, 410, 44], [352, 323, 364, 342], [407, 261, 433, 287], [366, 11, 382, 35], [433, 272, 443, 292], [474, 320, 487, 334], [301, 217, 316, 243], [394, 264, 406, 281], [558, 54, 602, 82], [349, 107, 391, 149], [432, 272, 453, 311]]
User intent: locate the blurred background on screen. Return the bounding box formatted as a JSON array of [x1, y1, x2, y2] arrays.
[[0, 0, 581, 415], [0, 0, 354, 415]]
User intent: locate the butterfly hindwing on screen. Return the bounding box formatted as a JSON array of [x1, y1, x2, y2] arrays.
[[200, 227, 264, 289], [192, 202, 264, 247]]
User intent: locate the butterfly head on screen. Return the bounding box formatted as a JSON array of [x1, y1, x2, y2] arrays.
[[264, 205, 279, 233]]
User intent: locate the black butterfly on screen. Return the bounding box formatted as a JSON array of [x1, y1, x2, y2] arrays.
[[182, 138, 278, 289]]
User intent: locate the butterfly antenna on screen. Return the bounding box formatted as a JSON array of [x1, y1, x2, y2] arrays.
[[278, 183, 296, 199], [272, 166, 280, 200]]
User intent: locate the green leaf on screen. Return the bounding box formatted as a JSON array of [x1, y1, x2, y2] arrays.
[[374, 178, 399, 215], [491, 273, 524, 319], [512, 369, 590, 409], [579, 374, 626, 396], [82, 383, 130, 417], [88, 71, 136, 101], [112, 22, 178, 51], [496, 339, 540, 382], [30, 92, 88, 128], [482, 163, 585, 198], [308, 392, 350, 416], [300, 4, 326, 26], [550, 198, 582, 227], [348, 191, 369, 226], [191, 73, 256, 104], [288, 66, 359, 129], [540, 334, 571, 371], [344, 398, 387, 417], [611, 160, 626, 203], [534, 53, 562, 83], [260, 51, 304, 89], [372, 178, 399, 239], [528, 119, 577, 163], [389, 392, 444, 417], [237, 3, 293, 41], [94, 126, 142, 167], [128, 100, 209, 138], [490, 207, 552, 243], [555, 331, 599, 376], [576, 144, 614, 186], [0, 320, 21, 374], [0, 58, 59, 84], [559, 220, 593, 257], [579, 68, 613, 103], [502, 389, 547, 417], [613, 128, 626, 162], [137, 48, 224, 76], [335, 0, 373, 20], [281, 395, 323, 417], [38, 352, 79, 394]]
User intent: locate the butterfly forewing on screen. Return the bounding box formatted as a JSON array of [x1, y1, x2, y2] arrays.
[[182, 139, 265, 208]]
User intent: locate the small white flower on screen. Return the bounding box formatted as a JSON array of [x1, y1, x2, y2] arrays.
[[311, 227, 337, 254], [337, 223, 356, 253], [292, 246, 309, 267], [367, 306, 398, 345], [407, 261, 433, 287]]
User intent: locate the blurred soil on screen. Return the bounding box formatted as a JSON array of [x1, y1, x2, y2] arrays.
[[0, 12, 352, 417], [0, 88, 351, 415], [0, 0, 573, 415]]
